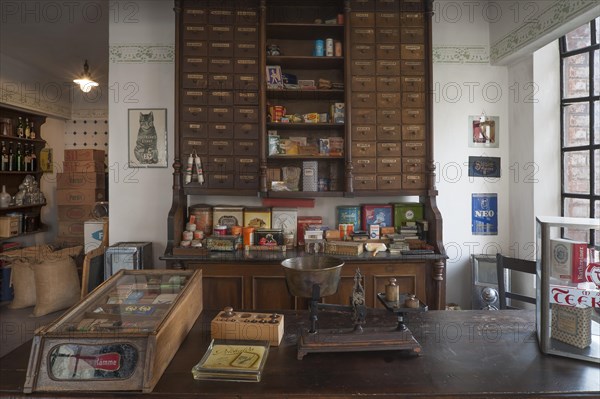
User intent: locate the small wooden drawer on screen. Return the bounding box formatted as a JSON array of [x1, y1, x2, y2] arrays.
[[376, 60, 400, 76], [401, 76, 425, 92], [182, 73, 207, 89], [208, 41, 234, 57], [207, 156, 234, 172], [208, 123, 234, 139], [182, 24, 207, 40], [375, 12, 399, 26], [235, 42, 258, 58], [377, 93, 401, 108], [401, 0, 425, 11], [183, 8, 207, 24], [376, 28, 400, 43], [350, 0, 374, 11], [402, 92, 425, 107], [401, 27, 425, 43], [402, 108, 426, 124], [402, 125, 426, 140], [234, 123, 259, 139], [376, 44, 400, 59], [208, 173, 234, 189], [183, 40, 207, 56], [235, 74, 259, 91], [401, 44, 425, 59], [377, 174, 402, 190], [377, 109, 402, 124], [351, 28, 375, 43], [377, 142, 402, 156], [208, 91, 233, 106], [400, 60, 425, 75], [376, 0, 400, 11], [402, 141, 426, 156], [236, 9, 258, 25], [236, 158, 259, 174], [352, 142, 377, 157], [400, 12, 424, 26], [182, 57, 207, 72], [351, 76, 376, 92], [234, 140, 259, 156], [402, 157, 426, 173], [376, 76, 401, 92], [183, 138, 208, 155], [351, 60, 376, 75], [234, 59, 259, 74], [377, 157, 402, 173], [235, 174, 259, 190], [235, 25, 259, 41], [208, 9, 235, 25], [208, 74, 234, 90], [181, 106, 207, 122], [351, 125, 376, 141], [354, 157, 377, 174], [181, 122, 207, 137], [209, 25, 234, 41], [377, 124, 402, 141], [353, 174, 377, 190], [351, 44, 375, 59], [208, 58, 233, 73], [235, 107, 259, 123], [402, 174, 426, 189], [208, 106, 234, 122], [235, 91, 259, 105], [208, 140, 234, 156], [182, 90, 207, 105], [350, 12, 375, 27], [351, 92, 376, 106], [352, 108, 377, 124]]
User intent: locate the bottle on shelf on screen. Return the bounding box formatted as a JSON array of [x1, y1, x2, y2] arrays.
[[30, 121, 36, 139], [24, 144, 31, 172], [24, 118, 31, 139], [30, 146, 37, 171], [1, 141, 7, 171], [0, 185, 10, 208], [16, 143, 23, 171], [8, 142, 14, 171], [16, 117, 24, 138]]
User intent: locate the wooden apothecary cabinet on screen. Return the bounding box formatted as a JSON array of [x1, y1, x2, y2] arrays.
[[23, 269, 203, 393]]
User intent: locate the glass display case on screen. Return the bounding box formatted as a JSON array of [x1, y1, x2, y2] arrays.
[[536, 216, 599, 363], [24, 269, 203, 393]]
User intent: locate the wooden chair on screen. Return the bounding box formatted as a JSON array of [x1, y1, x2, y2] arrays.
[[496, 253, 536, 309], [81, 246, 106, 299]]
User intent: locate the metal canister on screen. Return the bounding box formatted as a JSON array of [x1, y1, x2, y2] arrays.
[[385, 278, 399, 302], [334, 41, 342, 57], [243, 227, 255, 246], [336, 206, 361, 230], [314, 39, 324, 56], [325, 38, 334, 56], [189, 204, 212, 236], [214, 225, 228, 236]]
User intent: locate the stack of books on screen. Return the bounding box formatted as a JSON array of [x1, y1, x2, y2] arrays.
[[192, 340, 270, 382]]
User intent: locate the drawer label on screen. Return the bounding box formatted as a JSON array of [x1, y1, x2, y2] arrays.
[[355, 45, 372, 50], [239, 109, 255, 114], [380, 78, 399, 83], [239, 142, 254, 147], [215, 125, 227, 130], [406, 142, 423, 147], [237, 27, 257, 32], [189, 124, 202, 129], [212, 26, 231, 32], [212, 75, 228, 80], [213, 158, 227, 163], [355, 176, 375, 181], [380, 61, 398, 66], [379, 45, 397, 50], [186, 42, 204, 47], [237, 11, 257, 17], [381, 110, 397, 115], [186, 10, 205, 15], [187, 140, 204, 146], [405, 45, 422, 51], [355, 13, 371, 17], [357, 159, 371, 164], [405, 158, 423, 164], [210, 10, 233, 16], [211, 42, 231, 48], [406, 175, 422, 180], [404, 77, 423, 82], [238, 43, 256, 49], [356, 126, 372, 131], [240, 175, 256, 181], [382, 126, 398, 131], [357, 143, 372, 148], [405, 61, 423, 66], [381, 143, 398, 148], [379, 29, 396, 34], [212, 141, 229, 146], [214, 174, 230, 179], [186, 26, 205, 31], [211, 59, 231, 65], [186, 91, 203, 96], [187, 107, 204, 113], [355, 77, 373, 82], [404, 29, 421, 34], [237, 59, 256, 65], [356, 29, 374, 34], [240, 158, 255, 163], [239, 76, 256, 81], [187, 74, 205, 79], [381, 176, 399, 181], [354, 61, 373, 66], [212, 108, 229, 114], [239, 93, 256, 98], [382, 159, 398, 164], [186, 58, 204, 63], [211, 91, 230, 96]]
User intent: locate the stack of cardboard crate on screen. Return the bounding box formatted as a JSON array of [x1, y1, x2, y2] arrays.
[[56, 149, 106, 245]]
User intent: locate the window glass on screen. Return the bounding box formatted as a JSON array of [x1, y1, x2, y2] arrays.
[[562, 103, 590, 147], [563, 152, 591, 194], [562, 53, 589, 98], [565, 22, 591, 51]]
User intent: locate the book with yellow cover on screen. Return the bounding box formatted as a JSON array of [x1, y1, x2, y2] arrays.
[[191, 339, 270, 382]]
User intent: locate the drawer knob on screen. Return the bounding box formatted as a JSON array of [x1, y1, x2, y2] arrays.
[[362, 181, 367, 185], [218, 146, 223, 150]]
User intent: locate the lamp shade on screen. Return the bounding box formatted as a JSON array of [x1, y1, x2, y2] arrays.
[[73, 60, 98, 92]]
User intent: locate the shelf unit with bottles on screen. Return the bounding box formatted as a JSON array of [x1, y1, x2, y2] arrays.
[[0, 106, 48, 240]]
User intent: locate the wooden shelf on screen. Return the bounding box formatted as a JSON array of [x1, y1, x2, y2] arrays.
[[267, 89, 344, 100], [267, 122, 344, 130], [267, 23, 344, 40], [182, 186, 259, 196], [0, 136, 46, 145], [0, 225, 48, 242], [268, 155, 344, 160], [0, 170, 42, 175], [266, 191, 344, 198], [267, 56, 344, 69], [0, 202, 46, 211]]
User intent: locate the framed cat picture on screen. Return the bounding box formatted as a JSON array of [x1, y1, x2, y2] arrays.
[[128, 108, 168, 168]]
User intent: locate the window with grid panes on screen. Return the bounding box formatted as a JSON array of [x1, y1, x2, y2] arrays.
[[559, 18, 600, 246]]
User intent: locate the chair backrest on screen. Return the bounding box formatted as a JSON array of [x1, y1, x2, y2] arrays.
[[496, 253, 536, 310], [81, 246, 106, 299]]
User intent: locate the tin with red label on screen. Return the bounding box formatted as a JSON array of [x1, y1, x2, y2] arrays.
[[338, 224, 354, 241], [213, 225, 228, 236]]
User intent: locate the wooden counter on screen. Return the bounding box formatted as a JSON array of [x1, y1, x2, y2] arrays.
[[162, 249, 447, 310], [1, 309, 598, 398]]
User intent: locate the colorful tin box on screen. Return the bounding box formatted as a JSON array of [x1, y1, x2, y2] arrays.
[[244, 207, 271, 229], [336, 206, 361, 230], [393, 202, 424, 228], [361, 204, 393, 230], [212, 206, 244, 231]]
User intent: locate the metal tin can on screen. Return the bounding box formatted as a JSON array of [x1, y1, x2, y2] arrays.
[[336, 206, 361, 230], [230, 225, 242, 236], [385, 278, 399, 302], [213, 225, 228, 236], [314, 39, 324, 56], [189, 204, 212, 236], [182, 230, 193, 241], [334, 41, 342, 57], [243, 227, 255, 246], [325, 38, 334, 56]]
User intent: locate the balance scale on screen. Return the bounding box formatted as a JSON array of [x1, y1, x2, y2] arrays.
[[281, 256, 428, 360]]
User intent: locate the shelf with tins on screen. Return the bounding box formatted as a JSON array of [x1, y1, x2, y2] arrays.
[[0, 225, 48, 243], [267, 56, 344, 69], [267, 89, 345, 100], [268, 154, 344, 159], [0, 202, 46, 211], [267, 122, 345, 129], [266, 23, 344, 40]]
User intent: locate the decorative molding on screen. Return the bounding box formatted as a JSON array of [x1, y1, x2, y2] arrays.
[[491, 0, 598, 63], [433, 45, 490, 64], [109, 44, 175, 63], [71, 108, 109, 119], [0, 87, 71, 120]]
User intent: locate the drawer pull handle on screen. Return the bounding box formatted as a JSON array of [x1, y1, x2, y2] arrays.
[[362, 181, 367, 185]]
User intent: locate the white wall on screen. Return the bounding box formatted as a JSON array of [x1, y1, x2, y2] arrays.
[[108, 0, 175, 267]]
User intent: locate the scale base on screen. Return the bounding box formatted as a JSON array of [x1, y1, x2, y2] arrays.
[[297, 326, 421, 360]]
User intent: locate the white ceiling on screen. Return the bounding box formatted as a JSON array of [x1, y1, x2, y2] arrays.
[[0, 1, 109, 88]]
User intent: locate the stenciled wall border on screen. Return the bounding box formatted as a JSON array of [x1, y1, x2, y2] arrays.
[[0, 87, 71, 120]]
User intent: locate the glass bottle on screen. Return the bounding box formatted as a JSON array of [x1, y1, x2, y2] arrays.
[[8, 142, 14, 171], [30, 121, 36, 139], [16, 117, 24, 137], [23, 144, 31, 172], [0, 185, 10, 208], [1, 141, 7, 171], [24, 118, 31, 139], [16, 143, 22, 171], [30, 146, 37, 171]]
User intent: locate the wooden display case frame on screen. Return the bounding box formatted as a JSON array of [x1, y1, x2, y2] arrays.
[[23, 269, 203, 393]]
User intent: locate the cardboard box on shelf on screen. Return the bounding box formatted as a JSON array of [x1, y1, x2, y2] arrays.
[[84, 218, 108, 253], [57, 173, 105, 189], [57, 220, 85, 237], [57, 189, 106, 205], [62, 161, 104, 173], [64, 149, 105, 163], [58, 205, 95, 222]]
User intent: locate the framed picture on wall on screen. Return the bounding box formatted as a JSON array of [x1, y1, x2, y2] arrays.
[[471, 193, 498, 235], [468, 156, 501, 177], [468, 114, 499, 148], [128, 108, 168, 168]]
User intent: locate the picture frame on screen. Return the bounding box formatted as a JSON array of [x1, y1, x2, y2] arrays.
[[471, 193, 498, 235], [40, 148, 53, 173], [468, 115, 499, 148], [266, 65, 283, 89], [128, 108, 168, 168], [468, 156, 501, 177]]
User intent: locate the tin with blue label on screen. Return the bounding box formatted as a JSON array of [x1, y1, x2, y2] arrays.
[[314, 39, 324, 56], [336, 206, 361, 231]]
